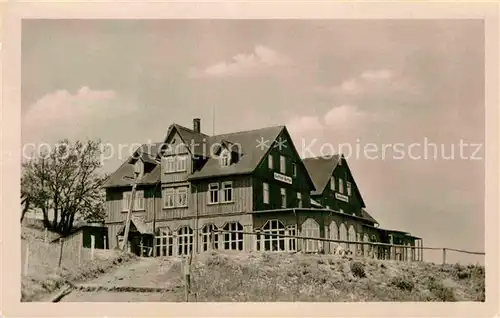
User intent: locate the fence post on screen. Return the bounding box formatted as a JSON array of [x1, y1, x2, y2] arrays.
[[140, 238, 144, 257], [104, 236, 107, 250], [24, 243, 30, 276], [442, 248, 447, 265], [91, 235, 95, 260], [58, 238, 64, 268]]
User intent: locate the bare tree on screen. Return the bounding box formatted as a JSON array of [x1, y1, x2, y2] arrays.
[[21, 139, 108, 233]]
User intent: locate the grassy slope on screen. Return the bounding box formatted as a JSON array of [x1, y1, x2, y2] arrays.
[[21, 225, 137, 302], [189, 251, 485, 302]]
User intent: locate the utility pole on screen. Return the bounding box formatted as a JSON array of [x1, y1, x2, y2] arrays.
[[121, 171, 140, 251]]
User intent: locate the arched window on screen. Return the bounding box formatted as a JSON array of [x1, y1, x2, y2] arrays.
[[223, 222, 243, 251], [302, 218, 320, 253], [156, 227, 174, 257], [329, 221, 339, 253], [348, 225, 357, 254], [363, 233, 370, 257], [220, 149, 231, 167], [202, 224, 219, 251], [262, 220, 285, 251], [177, 226, 193, 256], [339, 223, 348, 249]]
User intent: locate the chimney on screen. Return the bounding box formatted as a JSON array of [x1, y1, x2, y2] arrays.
[[193, 118, 201, 133]]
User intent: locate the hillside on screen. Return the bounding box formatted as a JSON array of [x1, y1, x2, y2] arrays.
[[187, 251, 485, 302], [21, 225, 136, 302]]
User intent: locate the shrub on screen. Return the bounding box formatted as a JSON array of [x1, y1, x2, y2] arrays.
[[350, 261, 366, 278], [428, 279, 456, 301], [390, 276, 414, 291]]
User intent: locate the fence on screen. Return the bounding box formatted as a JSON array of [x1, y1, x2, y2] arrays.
[[152, 229, 484, 265], [22, 231, 113, 277]]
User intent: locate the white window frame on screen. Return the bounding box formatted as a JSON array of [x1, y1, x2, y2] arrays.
[[221, 181, 233, 203], [347, 181, 352, 196], [292, 163, 297, 177], [263, 182, 269, 204], [123, 190, 145, 211], [280, 155, 286, 174], [223, 222, 243, 251], [176, 155, 187, 172], [330, 176, 335, 191], [220, 150, 231, 167], [268, 154, 273, 169], [177, 226, 193, 256], [134, 160, 144, 177], [202, 224, 219, 251], [262, 220, 285, 251], [122, 192, 131, 211], [208, 183, 219, 204], [297, 192, 302, 208], [163, 188, 175, 208], [339, 178, 344, 194], [302, 218, 320, 253], [164, 156, 175, 173], [280, 188, 287, 208], [286, 225, 297, 252], [176, 187, 188, 207]]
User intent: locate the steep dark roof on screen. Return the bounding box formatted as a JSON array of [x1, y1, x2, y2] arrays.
[[189, 125, 285, 180], [302, 155, 341, 195], [102, 143, 162, 188], [360, 209, 379, 225], [162, 124, 210, 157]]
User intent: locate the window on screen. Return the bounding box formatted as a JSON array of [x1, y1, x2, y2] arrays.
[[286, 225, 297, 252], [176, 187, 188, 207], [280, 155, 286, 174], [339, 223, 348, 249], [263, 182, 269, 204], [297, 192, 302, 208], [280, 188, 287, 208], [202, 224, 219, 251], [330, 176, 335, 191], [164, 156, 175, 173], [339, 179, 344, 193], [347, 182, 352, 196], [122, 192, 131, 211], [176, 155, 187, 172], [268, 154, 273, 169], [302, 218, 320, 252], [292, 163, 297, 177], [348, 225, 357, 254], [220, 150, 231, 167], [163, 188, 175, 208], [329, 221, 339, 253], [134, 160, 144, 177], [123, 190, 144, 211], [155, 228, 174, 257], [223, 222, 243, 251], [221, 181, 233, 203], [177, 226, 193, 256], [135, 190, 144, 210], [262, 220, 285, 251], [208, 183, 219, 204]]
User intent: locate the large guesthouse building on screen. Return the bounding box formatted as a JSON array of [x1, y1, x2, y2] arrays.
[[103, 119, 422, 259]]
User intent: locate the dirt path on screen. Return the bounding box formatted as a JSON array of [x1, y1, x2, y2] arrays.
[[62, 257, 185, 302]]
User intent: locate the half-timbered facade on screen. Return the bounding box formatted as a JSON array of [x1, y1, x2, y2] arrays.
[[103, 118, 422, 260]]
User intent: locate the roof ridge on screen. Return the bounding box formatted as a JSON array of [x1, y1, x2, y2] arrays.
[[174, 123, 210, 137], [213, 124, 285, 137]]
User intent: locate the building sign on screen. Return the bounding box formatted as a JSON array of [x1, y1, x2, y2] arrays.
[[335, 193, 349, 203], [274, 172, 292, 184]]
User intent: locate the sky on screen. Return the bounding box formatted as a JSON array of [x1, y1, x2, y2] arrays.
[[21, 19, 485, 263]]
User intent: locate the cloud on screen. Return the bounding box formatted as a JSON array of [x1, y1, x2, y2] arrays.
[[313, 68, 399, 96], [324, 104, 373, 131], [22, 87, 130, 146], [189, 45, 291, 78]]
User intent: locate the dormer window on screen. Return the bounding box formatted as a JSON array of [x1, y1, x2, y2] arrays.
[[220, 149, 231, 167], [134, 160, 144, 178]]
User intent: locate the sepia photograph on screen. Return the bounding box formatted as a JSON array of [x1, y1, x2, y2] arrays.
[[1, 1, 499, 317]]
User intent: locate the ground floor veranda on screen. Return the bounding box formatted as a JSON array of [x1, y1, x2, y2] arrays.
[[107, 208, 423, 261]]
